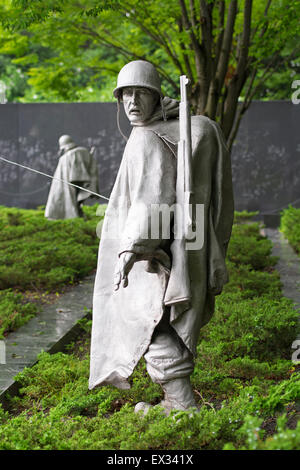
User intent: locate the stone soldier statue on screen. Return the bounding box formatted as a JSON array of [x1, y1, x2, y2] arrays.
[[45, 135, 99, 220], [89, 60, 234, 414]]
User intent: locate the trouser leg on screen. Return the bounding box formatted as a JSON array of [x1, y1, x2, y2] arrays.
[[142, 309, 197, 412], [144, 309, 194, 384]]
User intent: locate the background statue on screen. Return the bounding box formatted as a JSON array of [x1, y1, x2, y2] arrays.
[[89, 60, 234, 415], [44, 134, 99, 220]]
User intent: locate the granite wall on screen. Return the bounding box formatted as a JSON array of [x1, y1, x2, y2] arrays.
[[0, 102, 130, 208], [0, 101, 299, 221]]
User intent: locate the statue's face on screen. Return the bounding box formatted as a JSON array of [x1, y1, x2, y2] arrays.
[[122, 87, 158, 124]]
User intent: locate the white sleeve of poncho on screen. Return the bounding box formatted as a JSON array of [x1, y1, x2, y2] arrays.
[[118, 128, 176, 257]]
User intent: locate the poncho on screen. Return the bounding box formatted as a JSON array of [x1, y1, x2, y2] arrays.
[[89, 101, 234, 390], [45, 146, 99, 220]]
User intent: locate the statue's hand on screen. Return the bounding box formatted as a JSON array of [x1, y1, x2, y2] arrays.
[[114, 252, 136, 291]]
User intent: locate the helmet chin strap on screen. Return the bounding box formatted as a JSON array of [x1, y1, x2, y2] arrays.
[[117, 97, 129, 142], [160, 96, 167, 121]]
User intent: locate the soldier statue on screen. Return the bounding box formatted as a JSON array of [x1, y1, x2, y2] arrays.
[[45, 134, 99, 220], [89, 60, 234, 415]]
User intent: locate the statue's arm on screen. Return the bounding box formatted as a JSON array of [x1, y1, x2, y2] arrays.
[[114, 129, 176, 290]]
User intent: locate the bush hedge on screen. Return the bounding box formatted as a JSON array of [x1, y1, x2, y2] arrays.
[[280, 205, 300, 254]]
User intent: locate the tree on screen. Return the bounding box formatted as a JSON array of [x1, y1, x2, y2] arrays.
[[0, 0, 299, 149]]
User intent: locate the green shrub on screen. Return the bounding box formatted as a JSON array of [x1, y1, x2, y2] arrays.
[[0, 205, 103, 291], [201, 293, 299, 361], [280, 205, 300, 254], [0, 289, 38, 338], [224, 262, 282, 299], [233, 210, 259, 224], [225, 412, 300, 450], [252, 372, 300, 414], [0, 204, 104, 334], [227, 223, 278, 269]]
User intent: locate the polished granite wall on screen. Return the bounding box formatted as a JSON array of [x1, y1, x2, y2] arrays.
[[0, 101, 299, 218]]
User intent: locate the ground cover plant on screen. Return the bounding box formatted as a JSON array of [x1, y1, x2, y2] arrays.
[[280, 206, 300, 254], [0, 204, 104, 338], [0, 212, 299, 450], [0, 213, 300, 450]]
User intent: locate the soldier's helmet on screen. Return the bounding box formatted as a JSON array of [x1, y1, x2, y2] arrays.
[[113, 60, 163, 99], [58, 135, 76, 151]]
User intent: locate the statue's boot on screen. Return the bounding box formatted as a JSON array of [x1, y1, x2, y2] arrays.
[[134, 377, 198, 416], [159, 376, 198, 415]]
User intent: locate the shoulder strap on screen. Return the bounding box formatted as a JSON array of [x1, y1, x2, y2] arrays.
[[143, 119, 180, 158], [148, 130, 177, 158]]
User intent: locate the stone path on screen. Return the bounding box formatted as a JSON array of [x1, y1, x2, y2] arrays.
[[0, 274, 95, 403], [262, 228, 300, 341]]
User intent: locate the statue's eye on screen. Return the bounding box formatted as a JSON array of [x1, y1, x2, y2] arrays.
[[122, 89, 133, 101], [140, 89, 151, 96]]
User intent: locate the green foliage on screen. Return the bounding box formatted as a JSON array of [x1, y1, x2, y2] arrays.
[[227, 223, 278, 270], [0, 213, 299, 450], [225, 413, 300, 451], [0, 0, 299, 108], [202, 293, 298, 361], [0, 0, 122, 103], [0, 54, 28, 102], [233, 210, 259, 224], [0, 289, 38, 338], [280, 205, 300, 254], [253, 373, 300, 414], [225, 262, 282, 299], [0, 204, 103, 290]]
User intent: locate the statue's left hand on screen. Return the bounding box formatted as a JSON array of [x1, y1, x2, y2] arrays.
[[114, 252, 136, 291]]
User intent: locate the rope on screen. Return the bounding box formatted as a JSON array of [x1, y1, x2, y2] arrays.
[[260, 197, 300, 215], [2, 156, 299, 214], [0, 155, 109, 202]]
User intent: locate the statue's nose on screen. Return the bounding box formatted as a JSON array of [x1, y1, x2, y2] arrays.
[[132, 91, 139, 104]]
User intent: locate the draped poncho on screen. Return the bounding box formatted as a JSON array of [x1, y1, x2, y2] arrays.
[[45, 146, 99, 220], [89, 102, 234, 390]]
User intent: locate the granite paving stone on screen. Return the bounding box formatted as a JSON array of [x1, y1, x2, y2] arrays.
[[262, 228, 300, 340]]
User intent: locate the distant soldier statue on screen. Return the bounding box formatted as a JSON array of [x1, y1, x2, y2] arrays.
[[45, 135, 99, 220], [89, 61, 234, 414]]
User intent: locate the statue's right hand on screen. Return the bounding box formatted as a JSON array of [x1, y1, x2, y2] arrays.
[[114, 252, 136, 291]]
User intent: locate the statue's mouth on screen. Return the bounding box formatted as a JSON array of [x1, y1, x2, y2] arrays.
[[129, 108, 140, 115]]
